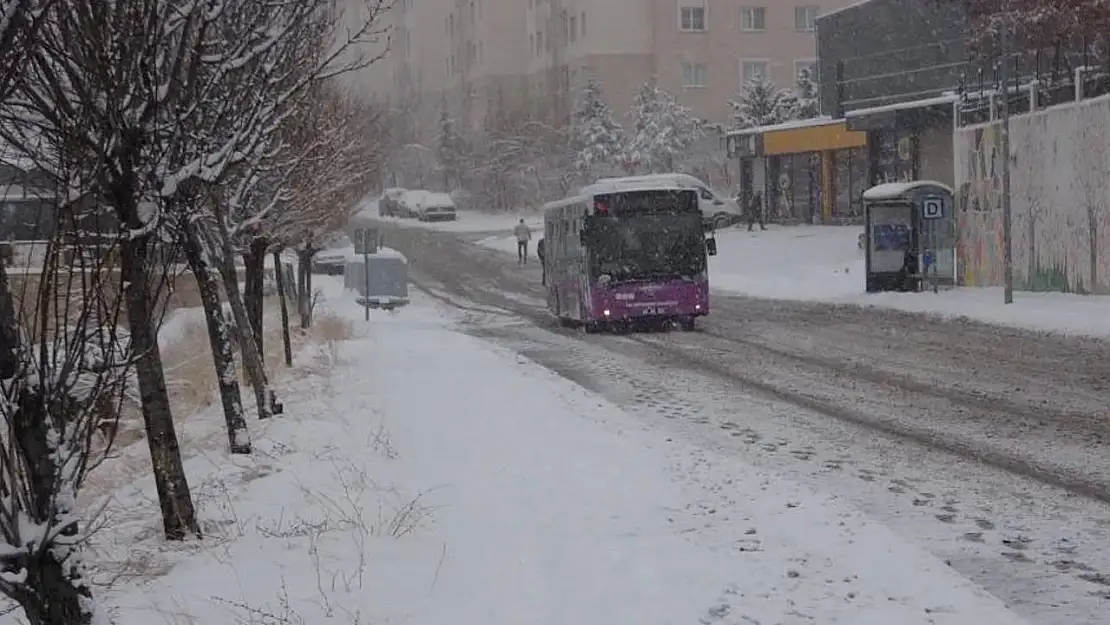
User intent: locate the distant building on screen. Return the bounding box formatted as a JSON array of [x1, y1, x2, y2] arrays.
[[816, 0, 967, 187], [371, 0, 862, 131], [0, 162, 57, 241]]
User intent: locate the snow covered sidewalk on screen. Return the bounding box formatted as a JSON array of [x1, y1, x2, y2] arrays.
[[476, 224, 1110, 337], [90, 284, 1026, 625]]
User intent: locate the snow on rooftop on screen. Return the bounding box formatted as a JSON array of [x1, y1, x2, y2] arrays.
[[577, 178, 690, 199], [863, 181, 955, 201], [846, 93, 958, 118], [725, 115, 838, 137], [819, 0, 879, 21], [401, 189, 453, 207]]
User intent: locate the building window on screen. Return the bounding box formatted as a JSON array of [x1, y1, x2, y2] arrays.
[[794, 6, 818, 31], [682, 62, 707, 87], [679, 4, 707, 31], [741, 59, 769, 83], [569, 15, 577, 41], [739, 7, 765, 31], [581, 11, 587, 37], [794, 59, 817, 82]]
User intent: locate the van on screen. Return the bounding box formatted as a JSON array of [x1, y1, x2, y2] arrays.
[[593, 173, 742, 229]]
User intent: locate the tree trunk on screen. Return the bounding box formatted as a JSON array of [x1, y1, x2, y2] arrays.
[[10, 387, 94, 625], [214, 242, 274, 420], [242, 237, 267, 358], [297, 249, 315, 328], [296, 250, 308, 328], [119, 235, 200, 540], [0, 262, 18, 379], [181, 224, 251, 454], [273, 250, 293, 367]]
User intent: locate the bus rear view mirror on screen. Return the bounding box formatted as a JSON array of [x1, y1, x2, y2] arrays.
[[706, 237, 718, 256], [580, 229, 587, 245]]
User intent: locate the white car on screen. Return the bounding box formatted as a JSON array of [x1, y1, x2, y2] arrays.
[[401, 190, 457, 222], [379, 188, 410, 218], [593, 173, 743, 229]]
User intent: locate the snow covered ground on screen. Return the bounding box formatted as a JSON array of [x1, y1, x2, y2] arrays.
[[70, 277, 1030, 625], [477, 224, 1110, 338]]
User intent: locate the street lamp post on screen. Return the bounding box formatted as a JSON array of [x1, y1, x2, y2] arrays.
[[999, 21, 1014, 304]]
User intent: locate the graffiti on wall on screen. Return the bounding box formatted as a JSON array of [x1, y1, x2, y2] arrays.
[[955, 96, 1110, 293]]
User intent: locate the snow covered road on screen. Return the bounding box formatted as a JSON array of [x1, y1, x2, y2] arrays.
[[357, 215, 1110, 624]]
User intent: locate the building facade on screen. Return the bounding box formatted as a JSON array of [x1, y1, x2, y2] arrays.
[[523, 0, 856, 125], [363, 0, 859, 131], [816, 0, 968, 188]]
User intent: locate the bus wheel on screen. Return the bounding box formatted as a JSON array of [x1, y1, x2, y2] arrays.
[[679, 316, 697, 331], [584, 321, 602, 334]]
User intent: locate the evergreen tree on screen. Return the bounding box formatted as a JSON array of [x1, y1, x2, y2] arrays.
[[435, 109, 465, 190], [624, 79, 703, 173], [729, 74, 784, 128], [794, 68, 820, 119], [570, 79, 625, 182]]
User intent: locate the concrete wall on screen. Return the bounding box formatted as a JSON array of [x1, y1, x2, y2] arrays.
[[955, 95, 1110, 293]]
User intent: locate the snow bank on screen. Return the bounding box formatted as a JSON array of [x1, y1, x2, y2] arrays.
[[477, 224, 1110, 337], [708, 225, 1110, 337], [89, 285, 1025, 625]]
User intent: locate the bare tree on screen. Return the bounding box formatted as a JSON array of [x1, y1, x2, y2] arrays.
[[180, 0, 391, 422], [264, 88, 386, 330], [0, 200, 132, 624]]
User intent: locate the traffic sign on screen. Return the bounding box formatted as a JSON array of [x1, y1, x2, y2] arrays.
[[353, 228, 378, 254], [922, 196, 944, 220]]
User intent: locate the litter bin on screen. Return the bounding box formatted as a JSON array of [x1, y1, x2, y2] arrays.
[[861, 181, 955, 293]]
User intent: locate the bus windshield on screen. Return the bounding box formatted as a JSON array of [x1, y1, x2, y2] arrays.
[[586, 212, 706, 283]]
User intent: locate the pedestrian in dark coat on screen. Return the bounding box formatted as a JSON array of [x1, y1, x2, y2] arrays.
[[747, 189, 766, 231]]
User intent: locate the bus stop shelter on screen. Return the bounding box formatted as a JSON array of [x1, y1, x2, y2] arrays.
[[861, 181, 955, 293]]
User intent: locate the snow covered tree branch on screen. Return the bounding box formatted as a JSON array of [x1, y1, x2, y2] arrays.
[[570, 79, 624, 184], [624, 80, 703, 174], [0, 205, 132, 625]]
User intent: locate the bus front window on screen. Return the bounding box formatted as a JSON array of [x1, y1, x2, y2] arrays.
[[588, 214, 705, 283]]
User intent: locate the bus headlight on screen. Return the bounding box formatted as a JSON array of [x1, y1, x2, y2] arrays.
[[603, 309, 611, 316], [695, 304, 701, 310]]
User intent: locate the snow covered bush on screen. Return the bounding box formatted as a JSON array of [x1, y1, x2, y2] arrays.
[[624, 80, 704, 174], [570, 79, 625, 183]]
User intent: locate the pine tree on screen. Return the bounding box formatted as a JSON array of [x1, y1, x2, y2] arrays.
[[570, 79, 625, 182], [435, 109, 465, 190], [794, 68, 820, 119], [624, 80, 703, 174], [729, 74, 784, 128]]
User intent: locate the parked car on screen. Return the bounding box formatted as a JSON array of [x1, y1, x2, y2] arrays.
[[378, 187, 408, 218], [593, 173, 743, 229], [402, 190, 457, 222], [312, 235, 352, 275]]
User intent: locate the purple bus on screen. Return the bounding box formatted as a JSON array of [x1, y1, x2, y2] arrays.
[[542, 178, 718, 332]]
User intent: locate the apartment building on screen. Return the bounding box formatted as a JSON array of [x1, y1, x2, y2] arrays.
[[526, 0, 859, 124], [364, 0, 859, 135]]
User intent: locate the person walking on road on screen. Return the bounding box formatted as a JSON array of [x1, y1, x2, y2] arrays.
[[747, 189, 766, 232], [514, 219, 532, 265], [536, 238, 546, 285]]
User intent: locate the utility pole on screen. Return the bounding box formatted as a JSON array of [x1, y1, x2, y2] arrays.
[[999, 21, 1014, 304]]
